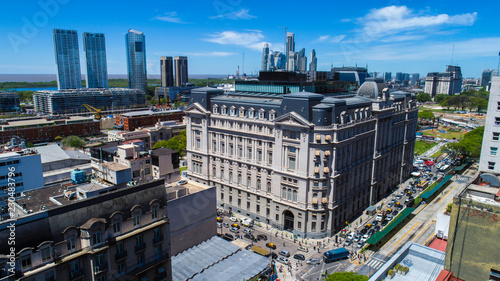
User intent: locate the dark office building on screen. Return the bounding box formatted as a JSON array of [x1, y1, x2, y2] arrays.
[[161, 56, 174, 87], [174, 56, 188, 87]]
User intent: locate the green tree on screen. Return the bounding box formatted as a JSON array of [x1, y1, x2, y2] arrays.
[[416, 92, 432, 103], [446, 126, 484, 158], [26, 142, 35, 148], [418, 110, 435, 120], [434, 94, 447, 104], [325, 272, 369, 281], [439, 97, 451, 110], [61, 136, 86, 148], [146, 86, 156, 96], [152, 130, 187, 156], [145, 94, 152, 101]]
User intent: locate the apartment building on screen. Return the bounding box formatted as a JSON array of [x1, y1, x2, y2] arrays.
[[0, 180, 172, 281], [185, 79, 417, 238]]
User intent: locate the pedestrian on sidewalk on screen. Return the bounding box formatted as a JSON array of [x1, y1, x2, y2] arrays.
[[283, 242, 285, 247]]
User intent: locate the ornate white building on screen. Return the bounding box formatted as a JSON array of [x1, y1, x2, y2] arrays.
[[185, 78, 418, 238]]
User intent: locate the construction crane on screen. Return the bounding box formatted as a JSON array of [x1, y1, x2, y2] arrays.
[[81, 104, 102, 120]]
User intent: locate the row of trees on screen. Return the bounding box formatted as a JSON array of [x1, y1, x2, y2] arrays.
[[152, 130, 187, 156], [417, 88, 489, 112]]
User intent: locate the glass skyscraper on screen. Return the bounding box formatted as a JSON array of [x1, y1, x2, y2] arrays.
[[126, 29, 147, 92], [83, 32, 108, 88], [53, 29, 82, 90]]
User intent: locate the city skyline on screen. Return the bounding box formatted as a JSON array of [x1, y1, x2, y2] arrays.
[[2, 0, 500, 77]]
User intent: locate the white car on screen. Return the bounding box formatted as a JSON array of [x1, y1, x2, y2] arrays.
[[242, 228, 251, 234], [276, 257, 289, 264], [361, 234, 370, 242], [229, 227, 239, 233], [385, 214, 394, 221], [375, 214, 383, 221], [347, 232, 356, 240], [356, 241, 365, 248], [354, 234, 362, 242], [306, 258, 320, 265], [230, 217, 238, 222]]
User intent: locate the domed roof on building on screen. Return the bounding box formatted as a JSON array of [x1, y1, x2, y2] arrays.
[[357, 78, 387, 99]]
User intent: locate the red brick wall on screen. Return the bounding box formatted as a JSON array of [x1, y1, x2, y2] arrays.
[[0, 121, 100, 143]]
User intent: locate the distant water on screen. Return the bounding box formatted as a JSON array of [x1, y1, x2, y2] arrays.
[[8, 87, 58, 91], [0, 74, 228, 82]]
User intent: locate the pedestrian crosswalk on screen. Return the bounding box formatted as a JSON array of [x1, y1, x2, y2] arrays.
[[364, 258, 386, 270], [345, 263, 357, 272]]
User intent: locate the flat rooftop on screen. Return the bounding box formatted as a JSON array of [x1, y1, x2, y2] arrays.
[[171, 236, 269, 281], [76, 181, 111, 193], [462, 184, 500, 206], [369, 242, 445, 281], [102, 161, 129, 171], [15, 183, 76, 214], [120, 109, 182, 117]]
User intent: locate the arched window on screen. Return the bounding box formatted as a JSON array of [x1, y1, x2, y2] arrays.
[[257, 179, 261, 190], [282, 187, 286, 198], [213, 167, 216, 178], [293, 190, 297, 202], [267, 182, 271, 193], [247, 177, 251, 187], [287, 189, 292, 201], [229, 171, 233, 183], [238, 174, 242, 184]]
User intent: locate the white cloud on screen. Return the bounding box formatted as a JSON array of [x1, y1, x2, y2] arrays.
[[153, 12, 188, 24], [349, 6, 477, 42], [210, 8, 256, 20], [184, 51, 236, 57], [330, 35, 346, 43], [314, 35, 345, 43], [334, 37, 500, 62], [204, 30, 270, 51]]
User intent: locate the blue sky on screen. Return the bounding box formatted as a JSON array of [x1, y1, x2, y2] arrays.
[[1, 0, 499, 78]]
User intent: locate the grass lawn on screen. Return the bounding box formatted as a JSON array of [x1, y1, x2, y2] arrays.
[[423, 129, 466, 140], [419, 106, 455, 113], [415, 140, 437, 155], [431, 149, 442, 159]]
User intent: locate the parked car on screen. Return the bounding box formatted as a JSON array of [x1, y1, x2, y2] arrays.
[[229, 227, 239, 233], [344, 238, 353, 246], [354, 234, 362, 242], [395, 194, 402, 200], [276, 257, 289, 264], [217, 222, 222, 228], [347, 232, 356, 240], [230, 217, 238, 222], [223, 222, 229, 228], [177, 180, 188, 185], [257, 234, 268, 241], [356, 241, 364, 248], [360, 228, 368, 235], [306, 258, 320, 265], [393, 210, 399, 216], [243, 228, 251, 234], [279, 250, 291, 257], [374, 225, 381, 232], [387, 202, 394, 208], [223, 233, 234, 241], [381, 220, 389, 227], [244, 233, 257, 242], [361, 234, 370, 242], [293, 254, 305, 260], [375, 214, 384, 221], [385, 214, 394, 221]]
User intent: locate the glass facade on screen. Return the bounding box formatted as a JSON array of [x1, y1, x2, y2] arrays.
[[126, 29, 147, 92], [53, 29, 82, 90], [83, 32, 108, 88]]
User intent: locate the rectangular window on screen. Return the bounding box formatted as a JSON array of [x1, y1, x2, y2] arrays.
[[67, 237, 76, 251], [496, 117, 500, 126], [144, 167, 151, 175], [92, 232, 102, 245], [70, 260, 80, 273], [298, 221, 302, 229], [137, 254, 144, 266], [256, 205, 260, 213], [21, 255, 31, 270], [134, 214, 140, 226], [488, 162, 495, 170], [497, 101, 500, 110], [494, 132, 500, 141], [95, 253, 104, 266], [155, 246, 162, 258], [276, 214, 279, 221], [247, 202, 250, 209], [238, 198, 241, 206], [41, 248, 51, 262], [491, 147, 498, 156], [133, 170, 140, 177], [288, 157, 296, 170], [117, 241, 124, 254], [118, 263, 125, 274], [136, 234, 143, 246], [311, 222, 316, 231], [113, 221, 121, 233], [152, 208, 158, 219]]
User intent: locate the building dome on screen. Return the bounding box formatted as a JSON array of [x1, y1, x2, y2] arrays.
[[357, 78, 387, 99]]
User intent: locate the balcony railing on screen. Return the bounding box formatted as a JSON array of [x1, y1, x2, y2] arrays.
[[135, 243, 146, 252], [69, 270, 84, 280], [155, 271, 168, 281], [94, 263, 108, 275], [115, 250, 127, 261], [153, 236, 163, 245]]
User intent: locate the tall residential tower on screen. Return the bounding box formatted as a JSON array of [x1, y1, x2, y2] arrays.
[[82, 32, 108, 88], [261, 43, 270, 72], [126, 29, 147, 92], [161, 56, 174, 87], [174, 56, 188, 87], [53, 29, 82, 90], [309, 49, 317, 72]]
